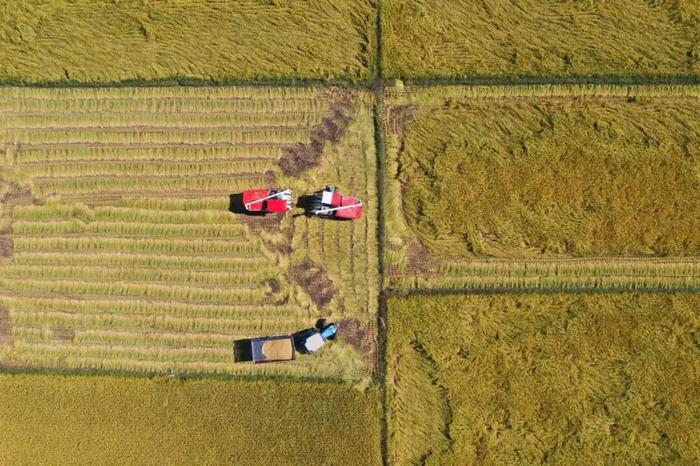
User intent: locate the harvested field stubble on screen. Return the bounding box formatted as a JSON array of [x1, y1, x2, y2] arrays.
[[0, 86, 378, 380], [0, 0, 377, 82], [387, 293, 700, 465], [383, 0, 700, 78]]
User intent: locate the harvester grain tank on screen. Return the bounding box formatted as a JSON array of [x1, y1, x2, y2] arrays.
[[242, 188, 292, 214]]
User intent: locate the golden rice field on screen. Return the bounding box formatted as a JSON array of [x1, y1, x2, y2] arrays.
[[387, 293, 700, 466], [0, 373, 381, 466], [0, 0, 377, 83], [0, 86, 378, 380], [383, 84, 700, 291], [382, 0, 700, 79]]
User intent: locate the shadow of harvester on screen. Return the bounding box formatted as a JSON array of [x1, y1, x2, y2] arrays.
[[233, 339, 253, 362], [293, 194, 317, 218]]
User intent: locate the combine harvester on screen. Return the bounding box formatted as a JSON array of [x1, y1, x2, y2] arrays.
[[309, 186, 363, 220], [247, 323, 338, 363], [238, 185, 363, 220], [242, 188, 292, 214]]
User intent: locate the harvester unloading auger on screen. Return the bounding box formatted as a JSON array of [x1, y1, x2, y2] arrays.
[[240, 186, 363, 220]]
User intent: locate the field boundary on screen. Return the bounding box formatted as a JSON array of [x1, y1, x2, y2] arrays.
[[397, 74, 700, 87], [0, 78, 375, 89], [387, 83, 700, 101], [3, 77, 700, 91]]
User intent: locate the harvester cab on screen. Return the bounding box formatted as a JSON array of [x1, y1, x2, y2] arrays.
[[310, 186, 363, 220], [242, 188, 292, 214], [297, 323, 338, 354]]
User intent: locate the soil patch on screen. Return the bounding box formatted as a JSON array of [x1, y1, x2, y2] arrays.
[[388, 104, 418, 133], [1, 183, 39, 207], [51, 327, 76, 343], [408, 240, 436, 274], [338, 318, 374, 355], [0, 306, 12, 346], [0, 236, 12, 259], [263, 170, 277, 188], [289, 259, 336, 309], [240, 214, 283, 233], [266, 278, 281, 294], [277, 91, 356, 176]]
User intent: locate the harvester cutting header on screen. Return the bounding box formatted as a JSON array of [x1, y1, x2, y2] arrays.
[[241, 186, 363, 220]]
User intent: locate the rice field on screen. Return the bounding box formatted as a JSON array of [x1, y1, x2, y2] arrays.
[[0, 86, 378, 380], [0, 0, 377, 83], [382, 0, 700, 79], [387, 293, 700, 465], [383, 84, 700, 291], [0, 373, 382, 466]]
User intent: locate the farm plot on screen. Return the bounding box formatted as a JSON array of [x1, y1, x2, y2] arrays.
[[0, 373, 381, 466], [384, 84, 700, 291], [0, 86, 378, 380], [382, 0, 700, 79], [387, 293, 700, 466], [0, 0, 377, 83]]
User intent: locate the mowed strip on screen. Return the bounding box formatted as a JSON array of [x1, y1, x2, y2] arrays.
[[384, 84, 700, 290], [387, 293, 700, 465], [0, 374, 381, 466], [382, 0, 700, 78]]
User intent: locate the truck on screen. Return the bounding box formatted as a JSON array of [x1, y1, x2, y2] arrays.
[[250, 334, 296, 363], [245, 323, 338, 363]]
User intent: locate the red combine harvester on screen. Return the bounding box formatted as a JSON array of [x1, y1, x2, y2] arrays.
[[311, 186, 363, 220], [242, 188, 292, 214]]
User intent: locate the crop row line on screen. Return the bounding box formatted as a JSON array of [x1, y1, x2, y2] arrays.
[[0, 265, 275, 288], [12, 221, 250, 238], [11, 252, 276, 273], [2, 128, 313, 145], [0, 278, 268, 305], [13, 236, 263, 255], [11, 326, 237, 348], [14, 144, 286, 162], [32, 176, 266, 196], [9, 309, 310, 334], [0, 295, 303, 320]]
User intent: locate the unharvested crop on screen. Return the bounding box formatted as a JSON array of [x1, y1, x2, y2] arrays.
[[0, 0, 377, 83], [0, 86, 378, 379], [387, 293, 700, 465], [0, 373, 381, 465], [382, 0, 700, 79], [384, 84, 700, 291], [401, 97, 699, 257]]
